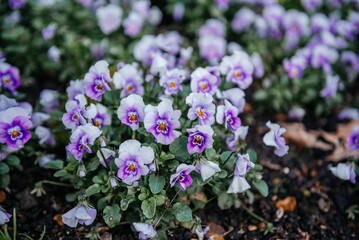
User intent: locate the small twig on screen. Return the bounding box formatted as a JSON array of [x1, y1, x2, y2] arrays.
[[221, 151, 237, 168], [38, 180, 72, 187], [154, 189, 181, 229], [237, 198, 270, 224]]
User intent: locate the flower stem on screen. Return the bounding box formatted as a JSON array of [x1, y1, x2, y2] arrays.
[[96, 142, 110, 169], [221, 151, 237, 168], [237, 198, 270, 224], [38, 180, 72, 187], [154, 189, 181, 229]]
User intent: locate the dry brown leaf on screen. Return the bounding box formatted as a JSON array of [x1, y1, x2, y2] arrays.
[[276, 196, 297, 212], [243, 103, 252, 113], [207, 234, 224, 240], [280, 122, 331, 150], [54, 213, 64, 226], [280, 121, 359, 162], [205, 222, 225, 238], [275, 113, 287, 121], [0, 190, 6, 203]]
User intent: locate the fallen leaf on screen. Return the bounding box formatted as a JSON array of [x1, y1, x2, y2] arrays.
[[280, 121, 359, 162], [258, 222, 266, 230], [275, 113, 287, 121], [54, 214, 64, 226], [0, 191, 6, 203], [276, 196, 297, 212], [205, 222, 225, 238], [280, 122, 331, 150], [243, 103, 252, 113]]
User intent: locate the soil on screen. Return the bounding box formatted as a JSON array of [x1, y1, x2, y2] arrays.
[[3, 123, 358, 240]]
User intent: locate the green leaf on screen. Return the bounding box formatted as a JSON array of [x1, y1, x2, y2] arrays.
[[92, 176, 104, 184], [253, 180, 269, 197], [141, 197, 157, 219], [169, 137, 190, 161], [103, 204, 121, 228], [5, 155, 20, 166], [171, 202, 192, 222], [220, 151, 236, 167], [217, 193, 234, 210], [120, 193, 136, 211], [205, 149, 216, 161], [138, 193, 148, 201], [247, 149, 257, 163], [50, 111, 64, 121], [149, 175, 165, 194], [43, 160, 64, 170], [0, 174, 10, 188], [154, 195, 166, 206], [0, 163, 10, 174], [85, 184, 101, 197], [54, 169, 68, 177]]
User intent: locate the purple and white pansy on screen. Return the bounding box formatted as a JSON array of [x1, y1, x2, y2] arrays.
[[144, 99, 181, 145], [190, 67, 218, 95], [227, 153, 255, 193], [186, 92, 215, 125], [117, 94, 146, 131], [67, 124, 102, 161], [220, 50, 254, 90], [84, 60, 112, 101], [187, 125, 214, 154], [115, 140, 154, 185], [216, 100, 241, 132], [263, 121, 289, 157], [113, 64, 144, 97], [170, 164, 196, 191]]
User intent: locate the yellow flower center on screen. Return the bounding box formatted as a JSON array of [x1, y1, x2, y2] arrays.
[[235, 72, 241, 78], [158, 123, 166, 131], [127, 85, 133, 91], [129, 164, 135, 171], [291, 69, 298, 77], [130, 114, 137, 122], [194, 136, 201, 143], [97, 83, 103, 90], [201, 84, 207, 90], [12, 130, 19, 138], [4, 78, 10, 84], [170, 82, 176, 88], [74, 115, 79, 120], [94, 120, 100, 127], [198, 110, 204, 117]]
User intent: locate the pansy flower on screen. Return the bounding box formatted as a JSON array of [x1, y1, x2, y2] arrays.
[[198, 36, 226, 64], [220, 51, 254, 90], [187, 125, 214, 154], [220, 88, 246, 113], [263, 121, 289, 157], [284, 57, 306, 79], [62, 204, 97, 228], [226, 126, 249, 150], [133, 223, 157, 240], [199, 19, 226, 37], [62, 95, 96, 130], [84, 60, 112, 101], [42, 23, 56, 40], [159, 68, 186, 95], [9, 0, 26, 9], [90, 103, 112, 128], [115, 140, 154, 185], [190, 67, 218, 95], [96, 4, 123, 34], [232, 8, 255, 32], [320, 75, 340, 99], [39, 89, 59, 113], [186, 92, 215, 125], [227, 153, 255, 193], [330, 163, 356, 183], [123, 12, 143, 37], [67, 124, 102, 161], [0, 209, 11, 225], [347, 125, 359, 152], [311, 44, 338, 74], [0, 62, 20, 95], [35, 126, 55, 146], [133, 35, 158, 65], [117, 94, 146, 131], [170, 164, 196, 191], [113, 64, 144, 97], [0, 107, 32, 149], [144, 100, 181, 145], [66, 79, 85, 101], [195, 159, 221, 181], [216, 100, 241, 132]]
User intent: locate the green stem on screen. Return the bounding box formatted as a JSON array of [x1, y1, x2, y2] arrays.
[[39, 180, 72, 187], [238, 198, 270, 224], [257, 146, 264, 163], [96, 142, 110, 169], [192, 195, 218, 212], [221, 151, 237, 168], [154, 189, 180, 229], [13, 208, 16, 240]]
